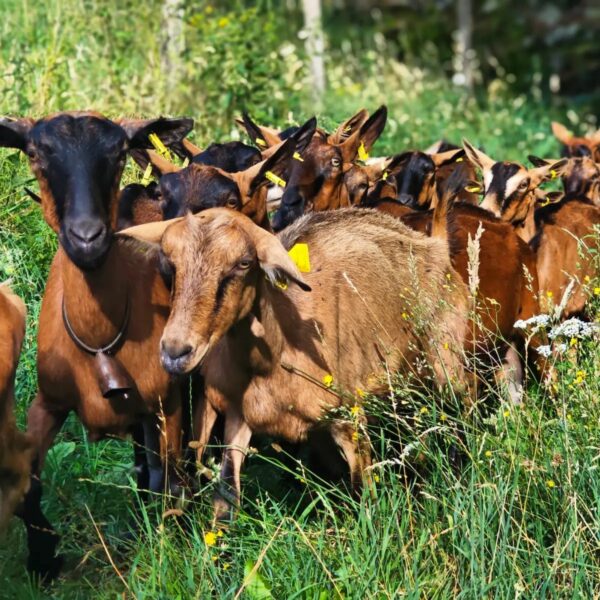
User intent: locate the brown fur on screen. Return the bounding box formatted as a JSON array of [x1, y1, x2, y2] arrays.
[[551, 121, 600, 162], [122, 207, 469, 520], [0, 284, 31, 530]]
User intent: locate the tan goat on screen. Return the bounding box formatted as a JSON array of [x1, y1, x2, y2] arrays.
[[121, 207, 469, 521], [0, 283, 31, 530]]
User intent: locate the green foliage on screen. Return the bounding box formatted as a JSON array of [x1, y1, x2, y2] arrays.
[[0, 1, 599, 598]]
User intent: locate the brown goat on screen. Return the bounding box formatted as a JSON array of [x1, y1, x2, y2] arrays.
[[464, 141, 600, 318], [0, 111, 192, 578], [121, 207, 469, 521], [0, 283, 32, 530], [551, 121, 600, 161]]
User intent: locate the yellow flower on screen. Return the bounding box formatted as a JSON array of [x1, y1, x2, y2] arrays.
[[584, 275, 590, 283], [420, 406, 429, 415], [440, 413, 448, 422], [205, 5, 213, 13], [223, 563, 231, 571], [546, 291, 553, 299], [402, 312, 409, 320], [351, 431, 359, 442], [485, 450, 492, 458], [594, 287, 600, 296], [350, 405, 361, 417], [443, 342, 449, 350], [546, 479, 555, 488], [446, 273, 452, 280], [218, 16, 229, 27], [204, 531, 217, 546], [355, 387, 366, 398], [217, 530, 224, 538], [569, 337, 577, 347], [503, 409, 510, 418], [373, 474, 380, 483], [322, 374, 334, 387]]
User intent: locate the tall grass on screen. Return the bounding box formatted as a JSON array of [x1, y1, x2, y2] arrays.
[[0, 1, 599, 598]]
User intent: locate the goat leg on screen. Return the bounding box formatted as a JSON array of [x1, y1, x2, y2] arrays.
[[189, 398, 218, 480], [19, 395, 67, 581], [213, 410, 252, 524]]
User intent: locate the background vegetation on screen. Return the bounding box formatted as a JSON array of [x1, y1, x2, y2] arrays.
[[0, 0, 598, 598]]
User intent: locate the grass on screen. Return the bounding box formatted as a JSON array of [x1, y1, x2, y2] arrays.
[[0, 1, 599, 598]]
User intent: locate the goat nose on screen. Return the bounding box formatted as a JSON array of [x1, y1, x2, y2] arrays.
[[161, 340, 193, 360], [398, 194, 414, 206], [69, 221, 106, 243]]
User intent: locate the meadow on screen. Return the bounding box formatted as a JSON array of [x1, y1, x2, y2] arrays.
[[0, 1, 599, 598]]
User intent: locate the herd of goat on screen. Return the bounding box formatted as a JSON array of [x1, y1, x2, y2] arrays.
[[0, 107, 599, 580]]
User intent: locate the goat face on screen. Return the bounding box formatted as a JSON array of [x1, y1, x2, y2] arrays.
[[463, 140, 567, 224], [0, 113, 192, 270], [159, 165, 242, 219], [552, 121, 600, 162], [562, 157, 600, 203], [192, 141, 261, 172]]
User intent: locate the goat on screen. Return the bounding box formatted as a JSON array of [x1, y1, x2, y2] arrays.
[[120, 207, 469, 521], [271, 107, 388, 230], [529, 155, 600, 208], [0, 284, 32, 531], [0, 112, 192, 578], [464, 140, 600, 318], [551, 121, 600, 161]]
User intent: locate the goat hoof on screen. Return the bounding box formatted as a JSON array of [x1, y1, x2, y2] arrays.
[[28, 552, 63, 583]]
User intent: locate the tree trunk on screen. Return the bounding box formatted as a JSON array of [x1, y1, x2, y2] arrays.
[[161, 0, 185, 101], [455, 0, 474, 92], [301, 0, 326, 103]]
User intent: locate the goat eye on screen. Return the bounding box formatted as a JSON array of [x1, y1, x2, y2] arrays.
[[331, 157, 341, 168], [237, 259, 252, 270], [518, 180, 529, 190], [226, 197, 238, 208]]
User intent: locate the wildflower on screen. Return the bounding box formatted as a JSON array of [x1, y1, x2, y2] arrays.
[[503, 409, 510, 418], [574, 370, 586, 385], [350, 405, 361, 417], [514, 314, 550, 331], [402, 312, 409, 320], [223, 563, 231, 571], [594, 287, 600, 296], [373, 474, 380, 483], [485, 450, 492, 458], [204, 531, 217, 546], [546, 479, 555, 488], [352, 431, 359, 442], [355, 388, 366, 399], [217, 530, 224, 538], [569, 337, 577, 347], [322, 374, 334, 387], [440, 413, 448, 422], [536, 345, 552, 358], [218, 16, 229, 27], [584, 275, 591, 283], [420, 406, 429, 415], [546, 291, 553, 299], [443, 342, 449, 350]]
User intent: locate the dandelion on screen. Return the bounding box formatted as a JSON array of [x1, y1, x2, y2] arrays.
[[350, 405, 361, 417], [322, 374, 334, 387], [546, 479, 556, 488], [204, 531, 217, 546], [485, 450, 492, 458]]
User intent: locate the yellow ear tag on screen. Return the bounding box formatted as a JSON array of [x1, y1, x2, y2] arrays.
[[382, 170, 388, 181], [357, 141, 370, 162], [465, 185, 481, 193], [256, 138, 267, 147], [148, 133, 172, 160], [182, 157, 190, 168], [344, 125, 352, 133], [293, 152, 304, 162], [141, 162, 153, 186], [456, 157, 464, 162], [288, 243, 311, 273], [550, 169, 558, 179], [265, 171, 286, 187], [274, 279, 288, 290]]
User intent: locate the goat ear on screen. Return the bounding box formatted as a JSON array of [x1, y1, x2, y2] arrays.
[[246, 223, 311, 291], [0, 117, 33, 151], [339, 105, 387, 163], [530, 158, 568, 186], [431, 148, 466, 168], [145, 149, 182, 175], [551, 121, 573, 145], [119, 117, 194, 149], [117, 217, 183, 247], [527, 155, 551, 168], [239, 113, 281, 149], [235, 138, 297, 201], [290, 116, 317, 155], [424, 139, 444, 154], [328, 108, 369, 145], [462, 139, 495, 171]]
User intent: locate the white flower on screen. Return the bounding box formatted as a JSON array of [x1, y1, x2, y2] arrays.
[[536, 345, 552, 358]]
